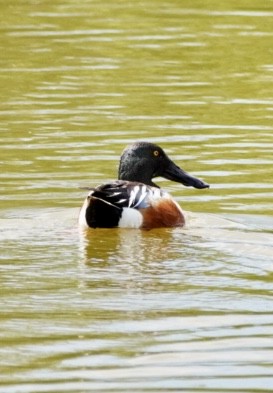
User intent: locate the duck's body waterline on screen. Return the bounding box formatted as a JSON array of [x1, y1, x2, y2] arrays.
[[79, 142, 209, 229]]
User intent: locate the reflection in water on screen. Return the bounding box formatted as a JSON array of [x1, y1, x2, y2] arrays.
[[79, 214, 273, 271], [78, 226, 187, 294], [78, 214, 273, 323], [79, 226, 178, 265]]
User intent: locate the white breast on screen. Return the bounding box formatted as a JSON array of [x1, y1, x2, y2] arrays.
[[118, 207, 143, 228], [78, 198, 89, 228]]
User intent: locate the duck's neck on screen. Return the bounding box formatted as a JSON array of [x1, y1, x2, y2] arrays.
[[118, 164, 158, 187]]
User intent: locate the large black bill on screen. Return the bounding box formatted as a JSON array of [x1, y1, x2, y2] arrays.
[[163, 160, 209, 189]]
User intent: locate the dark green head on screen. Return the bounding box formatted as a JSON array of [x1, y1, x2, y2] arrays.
[[118, 141, 209, 189]]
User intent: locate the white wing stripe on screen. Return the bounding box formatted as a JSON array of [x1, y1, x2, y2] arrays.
[[128, 185, 140, 207], [133, 185, 148, 208], [152, 187, 162, 199], [116, 198, 127, 204]]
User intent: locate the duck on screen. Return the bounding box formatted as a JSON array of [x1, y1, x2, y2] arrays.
[[79, 141, 209, 229]]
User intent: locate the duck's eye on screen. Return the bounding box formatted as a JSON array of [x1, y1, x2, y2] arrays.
[[153, 150, 159, 157]]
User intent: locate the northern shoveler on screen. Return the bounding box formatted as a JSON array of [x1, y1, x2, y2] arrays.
[[79, 141, 209, 229]]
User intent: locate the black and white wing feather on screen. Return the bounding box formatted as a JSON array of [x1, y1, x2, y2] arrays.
[[88, 181, 166, 209], [79, 180, 168, 228]]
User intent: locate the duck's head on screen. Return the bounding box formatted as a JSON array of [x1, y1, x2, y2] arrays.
[[118, 141, 209, 189]]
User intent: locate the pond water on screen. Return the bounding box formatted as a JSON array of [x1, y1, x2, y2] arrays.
[[1, 0, 273, 392]]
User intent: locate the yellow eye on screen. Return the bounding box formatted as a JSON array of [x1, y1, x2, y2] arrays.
[[153, 150, 159, 157]]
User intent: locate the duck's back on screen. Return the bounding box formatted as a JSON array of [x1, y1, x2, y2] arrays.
[[78, 180, 185, 229]]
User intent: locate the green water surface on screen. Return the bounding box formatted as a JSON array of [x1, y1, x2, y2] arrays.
[[1, 1, 273, 392]]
